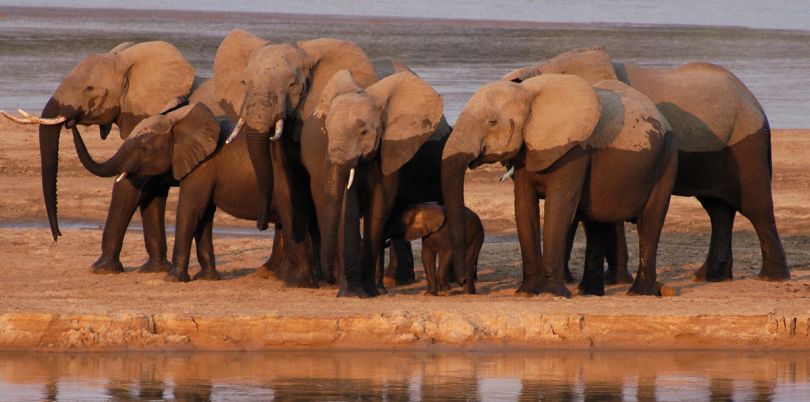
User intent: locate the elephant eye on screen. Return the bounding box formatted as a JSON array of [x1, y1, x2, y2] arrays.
[[359, 128, 369, 137], [240, 80, 246, 86], [85, 85, 95, 92], [487, 118, 498, 127]]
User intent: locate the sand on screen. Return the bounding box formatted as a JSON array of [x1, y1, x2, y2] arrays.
[[0, 120, 808, 351]]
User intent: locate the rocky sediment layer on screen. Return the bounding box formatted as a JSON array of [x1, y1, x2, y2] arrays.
[[1, 311, 808, 351]]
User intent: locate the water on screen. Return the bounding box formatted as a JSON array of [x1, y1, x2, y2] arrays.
[[0, 6, 809, 128], [1, 350, 809, 401]]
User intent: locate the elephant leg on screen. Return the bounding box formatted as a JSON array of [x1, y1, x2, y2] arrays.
[[628, 150, 677, 296], [436, 249, 453, 296], [562, 218, 579, 284], [422, 246, 439, 296], [514, 170, 543, 296], [359, 172, 399, 296], [167, 184, 212, 283], [384, 239, 416, 286], [257, 224, 284, 278], [192, 205, 220, 281], [137, 179, 172, 273], [693, 197, 735, 282], [578, 221, 610, 296], [538, 153, 589, 298], [93, 178, 142, 274], [605, 222, 632, 284], [271, 142, 317, 288], [739, 195, 790, 281]]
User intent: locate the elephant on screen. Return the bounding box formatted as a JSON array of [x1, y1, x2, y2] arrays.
[[67, 102, 289, 283], [301, 69, 448, 297], [1, 40, 201, 275], [386, 203, 484, 296], [212, 29, 390, 288], [441, 75, 678, 297], [503, 46, 789, 282]]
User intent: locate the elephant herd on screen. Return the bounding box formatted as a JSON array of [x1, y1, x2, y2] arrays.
[[2, 30, 790, 298]]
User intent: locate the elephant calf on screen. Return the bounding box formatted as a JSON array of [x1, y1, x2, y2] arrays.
[[388, 203, 484, 295], [70, 103, 303, 285]]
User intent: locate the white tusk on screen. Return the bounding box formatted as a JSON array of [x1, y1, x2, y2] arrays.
[[500, 165, 515, 182], [0, 110, 36, 124], [269, 119, 284, 141], [115, 172, 127, 183], [18, 109, 67, 125], [346, 168, 355, 190], [225, 118, 245, 144]]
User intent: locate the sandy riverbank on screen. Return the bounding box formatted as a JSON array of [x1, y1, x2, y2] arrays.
[[0, 121, 809, 351]]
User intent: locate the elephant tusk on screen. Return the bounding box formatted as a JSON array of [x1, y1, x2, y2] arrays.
[[225, 118, 245, 144], [346, 168, 355, 190], [269, 119, 284, 141], [500, 165, 515, 182], [0, 110, 37, 124], [115, 172, 127, 183], [18, 109, 68, 125]]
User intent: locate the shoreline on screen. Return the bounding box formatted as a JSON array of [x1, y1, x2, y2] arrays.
[[2, 311, 808, 352]]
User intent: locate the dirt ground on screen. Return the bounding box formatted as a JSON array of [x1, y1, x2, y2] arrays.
[[0, 120, 808, 350]]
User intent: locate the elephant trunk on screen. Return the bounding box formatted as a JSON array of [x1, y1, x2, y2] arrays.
[[245, 126, 275, 231], [70, 125, 133, 178], [38, 98, 66, 241], [440, 121, 481, 294], [321, 161, 353, 286]]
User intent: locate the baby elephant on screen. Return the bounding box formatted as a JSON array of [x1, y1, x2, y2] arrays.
[[389, 203, 484, 295]]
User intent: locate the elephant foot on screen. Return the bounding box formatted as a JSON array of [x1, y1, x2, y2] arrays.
[[577, 280, 605, 296], [423, 289, 438, 296], [92, 257, 124, 274], [164, 270, 191, 283], [538, 281, 572, 298], [462, 282, 476, 295], [137, 258, 173, 274], [515, 281, 542, 297], [437, 288, 450, 297], [627, 281, 661, 296], [254, 265, 273, 279], [563, 266, 576, 284], [193, 269, 221, 281], [757, 267, 791, 282], [692, 263, 733, 282], [605, 269, 634, 285], [337, 285, 370, 298], [376, 283, 389, 295]]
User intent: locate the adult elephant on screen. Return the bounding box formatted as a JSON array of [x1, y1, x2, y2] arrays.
[[503, 46, 789, 282], [1, 41, 197, 274], [301, 69, 447, 297], [213, 29, 384, 288], [441, 75, 678, 296]]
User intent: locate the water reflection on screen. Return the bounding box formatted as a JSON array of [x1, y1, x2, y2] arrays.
[[0, 350, 808, 401]]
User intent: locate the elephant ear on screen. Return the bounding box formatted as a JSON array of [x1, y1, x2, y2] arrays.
[[115, 41, 195, 138], [367, 72, 443, 176], [298, 38, 378, 119], [167, 103, 221, 180], [312, 69, 362, 118], [502, 66, 541, 83], [212, 29, 269, 121], [402, 204, 445, 241], [108, 42, 135, 54], [521, 74, 601, 172]]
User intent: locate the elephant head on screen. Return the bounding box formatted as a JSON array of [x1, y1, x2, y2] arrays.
[[1, 41, 195, 240], [502, 46, 618, 85], [314, 70, 443, 287], [387, 203, 446, 242], [441, 74, 601, 292], [70, 103, 220, 183], [212, 29, 377, 229]]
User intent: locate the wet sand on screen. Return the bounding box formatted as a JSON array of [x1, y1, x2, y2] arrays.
[[0, 120, 809, 350]]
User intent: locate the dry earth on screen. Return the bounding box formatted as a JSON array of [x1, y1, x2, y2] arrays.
[[0, 120, 808, 350]]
